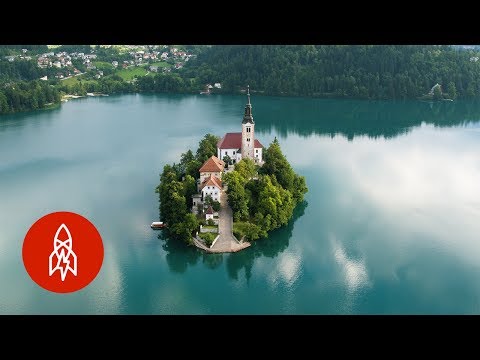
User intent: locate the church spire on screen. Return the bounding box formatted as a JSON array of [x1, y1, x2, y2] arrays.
[[242, 85, 254, 124]]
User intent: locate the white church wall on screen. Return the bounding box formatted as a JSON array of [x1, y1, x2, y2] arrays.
[[255, 147, 263, 162], [219, 148, 239, 162]]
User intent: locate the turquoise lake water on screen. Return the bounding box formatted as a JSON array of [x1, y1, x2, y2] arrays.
[[1, 94, 479, 314]]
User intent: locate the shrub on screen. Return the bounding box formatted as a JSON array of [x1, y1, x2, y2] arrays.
[[233, 230, 242, 241], [199, 232, 216, 246], [207, 219, 215, 226], [212, 201, 221, 212], [233, 221, 266, 241]]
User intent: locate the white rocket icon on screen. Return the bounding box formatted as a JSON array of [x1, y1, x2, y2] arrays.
[[49, 223, 78, 281]]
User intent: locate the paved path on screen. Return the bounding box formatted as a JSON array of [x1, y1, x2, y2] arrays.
[[193, 189, 251, 253]]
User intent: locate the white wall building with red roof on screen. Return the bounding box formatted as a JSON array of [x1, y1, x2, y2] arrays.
[[192, 87, 264, 214], [205, 205, 214, 221], [199, 155, 224, 183], [217, 86, 264, 165], [199, 175, 222, 202]]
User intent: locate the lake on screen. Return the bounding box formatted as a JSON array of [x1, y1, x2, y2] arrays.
[[1, 94, 479, 314]]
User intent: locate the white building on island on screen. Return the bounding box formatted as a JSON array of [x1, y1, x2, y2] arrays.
[[217, 86, 264, 165], [200, 174, 222, 203], [199, 155, 224, 183], [192, 87, 264, 214], [205, 205, 214, 221], [192, 155, 224, 213]]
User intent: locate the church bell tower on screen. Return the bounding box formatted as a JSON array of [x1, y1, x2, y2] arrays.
[[241, 85, 255, 160]]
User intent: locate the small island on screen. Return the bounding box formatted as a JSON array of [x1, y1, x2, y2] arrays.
[[155, 87, 308, 252]]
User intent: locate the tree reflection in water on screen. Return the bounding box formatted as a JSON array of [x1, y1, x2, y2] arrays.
[[226, 200, 308, 282], [160, 201, 308, 279]]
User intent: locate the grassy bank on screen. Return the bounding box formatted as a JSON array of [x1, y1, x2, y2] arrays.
[[116, 67, 149, 81]]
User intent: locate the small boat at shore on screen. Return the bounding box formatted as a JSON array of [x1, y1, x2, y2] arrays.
[[87, 92, 110, 97], [151, 221, 166, 229]]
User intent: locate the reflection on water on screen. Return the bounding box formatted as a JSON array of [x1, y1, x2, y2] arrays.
[[225, 201, 308, 282], [331, 234, 370, 293], [253, 97, 480, 140], [160, 233, 201, 274], [203, 253, 223, 270], [0, 107, 60, 133], [159, 201, 308, 280]]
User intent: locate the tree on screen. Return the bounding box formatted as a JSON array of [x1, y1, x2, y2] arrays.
[[212, 200, 221, 212], [255, 175, 295, 231], [224, 171, 249, 221], [433, 84, 443, 100], [200, 232, 215, 246], [466, 83, 476, 98], [196, 133, 220, 163], [261, 138, 295, 191], [233, 222, 266, 241], [241, 222, 265, 241], [204, 194, 214, 207], [446, 81, 457, 100], [171, 213, 199, 244], [185, 159, 202, 179], [183, 175, 197, 208], [157, 164, 187, 230], [180, 150, 195, 173], [292, 174, 308, 204], [234, 158, 257, 180], [203, 195, 220, 212], [223, 154, 232, 168], [0, 91, 9, 114]]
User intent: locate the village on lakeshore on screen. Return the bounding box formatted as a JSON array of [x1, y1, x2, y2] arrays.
[[6, 45, 195, 81]]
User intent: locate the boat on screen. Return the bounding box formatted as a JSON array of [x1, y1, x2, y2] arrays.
[[151, 221, 166, 229]]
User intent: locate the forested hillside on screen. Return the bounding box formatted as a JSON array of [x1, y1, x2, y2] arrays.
[[3, 45, 480, 115], [186, 45, 480, 99]]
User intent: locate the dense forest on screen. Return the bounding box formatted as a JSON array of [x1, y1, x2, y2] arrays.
[[156, 134, 220, 244], [224, 139, 308, 241], [187, 45, 480, 99], [3, 45, 480, 115], [0, 80, 60, 113]]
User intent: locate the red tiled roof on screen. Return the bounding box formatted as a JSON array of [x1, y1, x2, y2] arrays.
[[217, 132, 264, 149], [199, 155, 224, 173], [206, 205, 214, 214], [254, 139, 264, 148], [217, 132, 241, 149], [200, 175, 222, 190]]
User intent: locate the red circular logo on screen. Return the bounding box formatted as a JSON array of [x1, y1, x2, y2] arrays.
[[22, 211, 104, 293]]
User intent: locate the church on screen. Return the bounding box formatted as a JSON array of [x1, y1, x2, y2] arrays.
[[192, 87, 264, 216], [217, 86, 264, 164]]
